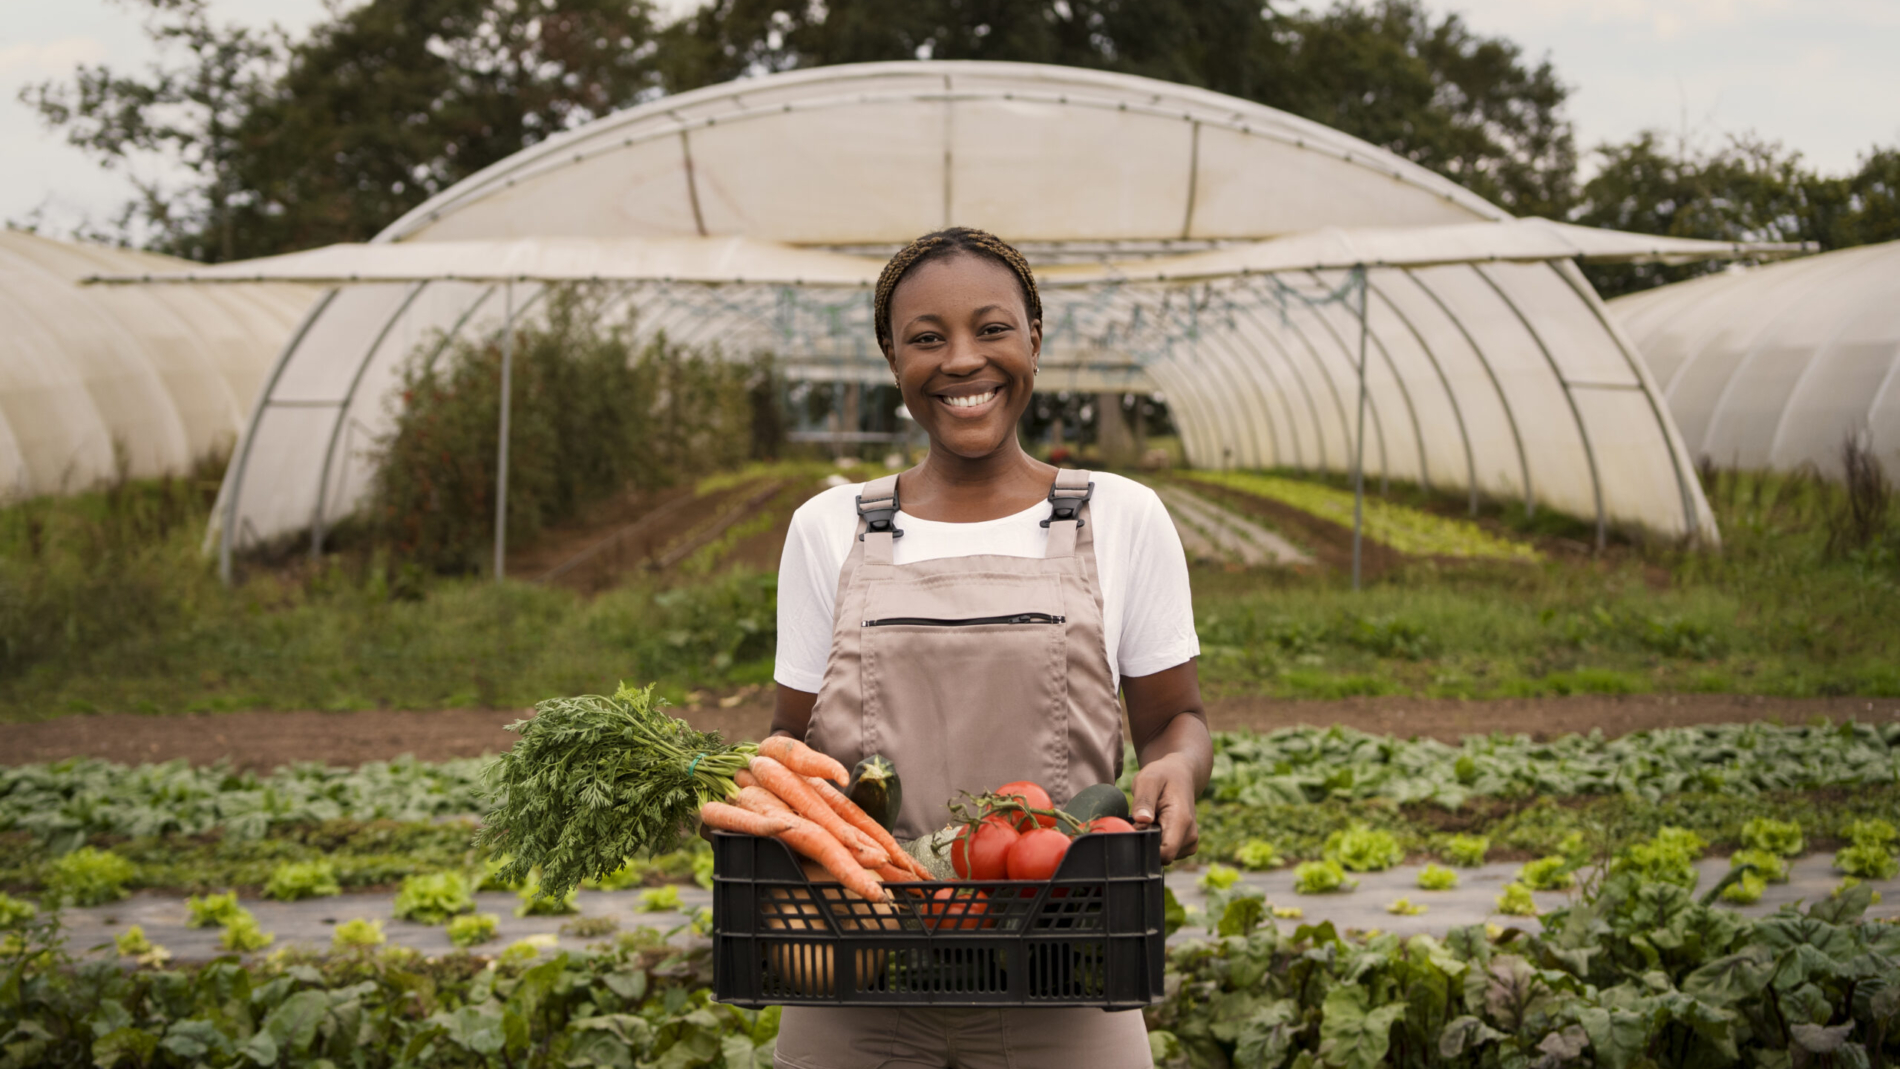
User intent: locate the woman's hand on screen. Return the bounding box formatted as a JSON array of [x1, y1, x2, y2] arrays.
[[1122, 660, 1213, 864], [1130, 752, 1201, 862]]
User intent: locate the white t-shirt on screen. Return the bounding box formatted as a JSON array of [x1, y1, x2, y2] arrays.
[[774, 471, 1199, 695]]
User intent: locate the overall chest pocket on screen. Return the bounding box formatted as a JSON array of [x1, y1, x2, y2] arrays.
[[857, 574, 1071, 838]]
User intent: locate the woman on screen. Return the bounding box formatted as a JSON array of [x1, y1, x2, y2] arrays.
[[770, 228, 1212, 1069]]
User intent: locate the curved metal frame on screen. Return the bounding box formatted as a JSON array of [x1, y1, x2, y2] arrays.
[[309, 282, 425, 556], [1401, 267, 1535, 513], [1366, 275, 1480, 513]]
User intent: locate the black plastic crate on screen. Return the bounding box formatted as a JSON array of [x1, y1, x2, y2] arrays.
[[711, 828, 1165, 1009]]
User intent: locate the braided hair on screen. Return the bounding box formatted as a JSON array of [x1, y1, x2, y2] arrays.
[[873, 227, 1042, 352]]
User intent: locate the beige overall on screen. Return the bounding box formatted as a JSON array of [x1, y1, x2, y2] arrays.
[[774, 470, 1153, 1069]]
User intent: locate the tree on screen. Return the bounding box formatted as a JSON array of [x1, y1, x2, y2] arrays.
[[25, 0, 666, 261], [19, 0, 280, 261]]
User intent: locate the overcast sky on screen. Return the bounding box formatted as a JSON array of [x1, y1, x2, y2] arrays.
[[4, 0, 1897, 242]]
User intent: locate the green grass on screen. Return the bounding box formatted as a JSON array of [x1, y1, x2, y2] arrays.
[[1, 461, 1895, 717], [1180, 468, 1541, 560]]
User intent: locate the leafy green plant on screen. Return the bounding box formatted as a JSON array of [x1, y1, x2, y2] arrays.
[[264, 859, 340, 900], [332, 917, 386, 949], [1292, 859, 1355, 894], [0, 892, 34, 925], [1444, 834, 1489, 867], [1233, 839, 1284, 870], [1417, 863, 1459, 891], [219, 911, 272, 951], [1728, 847, 1788, 883], [584, 861, 644, 892], [114, 925, 152, 955], [560, 916, 620, 939], [45, 846, 135, 906], [1610, 825, 1706, 888], [1197, 864, 1241, 892], [517, 871, 580, 917], [1323, 825, 1403, 872], [1494, 882, 1538, 915], [1845, 818, 1897, 847], [1180, 470, 1540, 560], [1384, 897, 1425, 915], [1740, 816, 1805, 856], [634, 885, 683, 913], [1835, 841, 1900, 879], [1720, 871, 1766, 904], [1515, 856, 1575, 891], [447, 912, 498, 948], [185, 891, 244, 928], [393, 871, 475, 924]]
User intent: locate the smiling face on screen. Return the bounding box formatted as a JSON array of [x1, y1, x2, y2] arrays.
[[884, 251, 1041, 460]]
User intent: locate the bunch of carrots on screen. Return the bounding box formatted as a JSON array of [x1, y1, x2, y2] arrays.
[[700, 736, 931, 904]]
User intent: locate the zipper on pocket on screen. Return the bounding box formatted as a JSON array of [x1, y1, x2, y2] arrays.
[[860, 612, 1065, 627]]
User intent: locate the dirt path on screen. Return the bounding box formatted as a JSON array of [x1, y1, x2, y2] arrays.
[[7, 694, 1896, 769]]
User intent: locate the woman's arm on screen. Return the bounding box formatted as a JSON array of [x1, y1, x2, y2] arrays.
[[770, 684, 817, 740], [1122, 660, 1212, 863]]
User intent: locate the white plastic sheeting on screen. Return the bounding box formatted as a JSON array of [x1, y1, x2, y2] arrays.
[[1611, 240, 1900, 479], [210, 60, 1727, 563], [0, 229, 313, 499]]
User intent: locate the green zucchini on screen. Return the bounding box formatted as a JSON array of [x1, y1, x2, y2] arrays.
[[846, 754, 903, 832], [1065, 782, 1131, 823]]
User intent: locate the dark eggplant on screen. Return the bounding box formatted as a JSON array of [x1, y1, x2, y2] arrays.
[[846, 754, 903, 832], [1064, 782, 1131, 823]]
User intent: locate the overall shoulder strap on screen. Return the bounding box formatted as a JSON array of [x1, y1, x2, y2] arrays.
[[1042, 468, 1094, 558], [855, 474, 903, 566]]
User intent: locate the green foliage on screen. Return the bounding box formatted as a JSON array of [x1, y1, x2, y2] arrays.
[[185, 891, 244, 929], [114, 925, 152, 956], [516, 872, 580, 918], [1384, 897, 1425, 916], [1293, 859, 1355, 894], [0, 892, 35, 925], [1233, 839, 1283, 871], [1323, 824, 1404, 872], [263, 859, 341, 901], [1515, 856, 1575, 891], [634, 886, 684, 914], [1417, 863, 1459, 891], [476, 683, 756, 900], [1444, 834, 1489, 867], [1197, 864, 1241, 892], [1495, 882, 1539, 916], [1835, 842, 1900, 880], [559, 916, 620, 939], [447, 913, 499, 948], [1846, 818, 1897, 846], [369, 293, 771, 573], [1611, 826, 1707, 889], [46, 846, 134, 906], [331, 918, 386, 949], [1728, 848, 1788, 883], [1740, 816, 1805, 857], [1720, 871, 1766, 905], [1182, 470, 1539, 561], [393, 871, 475, 925], [218, 911, 272, 952]]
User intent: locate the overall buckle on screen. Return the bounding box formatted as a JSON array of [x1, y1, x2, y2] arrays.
[[856, 493, 904, 541], [1040, 480, 1095, 528]]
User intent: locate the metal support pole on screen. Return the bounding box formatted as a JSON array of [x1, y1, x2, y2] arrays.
[[494, 280, 513, 582], [1352, 266, 1369, 592]]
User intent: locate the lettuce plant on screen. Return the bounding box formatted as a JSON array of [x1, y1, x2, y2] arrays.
[[0, 893, 35, 926], [219, 911, 272, 952], [1739, 817, 1804, 857], [332, 918, 386, 949], [1516, 856, 1575, 891], [1416, 864, 1459, 891], [1720, 872, 1766, 904], [1611, 826, 1705, 889], [1234, 839, 1284, 870], [1728, 848, 1788, 883], [1292, 859, 1355, 894], [394, 872, 475, 924], [1494, 882, 1538, 916], [1198, 864, 1241, 892], [1322, 825, 1403, 872], [46, 847, 135, 906], [186, 891, 244, 929], [264, 860, 340, 901], [1444, 834, 1489, 868], [115, 925, 153, 955], [1845, 819, 1896, 847], [635, 886, 684, 913], [447, 912, 499, 948], [517, 871, 580, 917], [1384, 897, 1425, 916], [1834, 841, 1899, 880]]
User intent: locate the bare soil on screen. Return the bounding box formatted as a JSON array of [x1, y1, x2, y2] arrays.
[[7, 694, 1896, 770]]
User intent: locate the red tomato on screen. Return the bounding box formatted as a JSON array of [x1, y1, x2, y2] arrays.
[[952, 817, 1019, 881], [923, 886, 990, 931], [1083, 816, 1137, 834], [1007, 827, 1072, 881], [992, 781, 1056, 830]]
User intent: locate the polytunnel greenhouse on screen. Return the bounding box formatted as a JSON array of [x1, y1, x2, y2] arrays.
[[1609, 239, 1900, 479], [0, 229, 312, 498], [94, 61, 1809, 569]]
